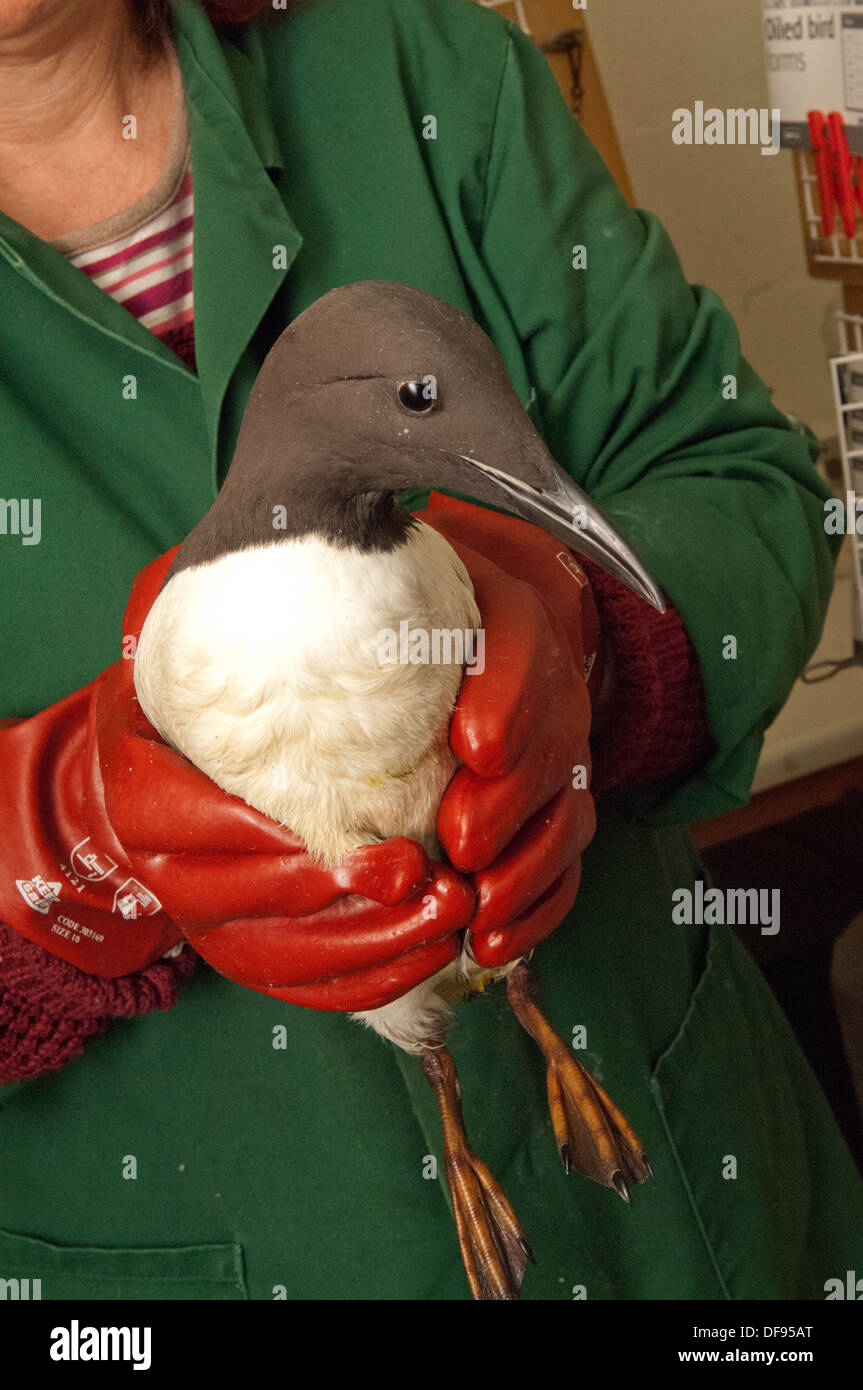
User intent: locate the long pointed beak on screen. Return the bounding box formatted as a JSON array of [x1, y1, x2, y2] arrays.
[[454, 454, 666, 613]]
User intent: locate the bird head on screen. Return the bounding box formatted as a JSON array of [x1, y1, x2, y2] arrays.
[[171, 280, 664, 610]]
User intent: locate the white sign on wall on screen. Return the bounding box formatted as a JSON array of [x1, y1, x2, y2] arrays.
[[764, 0, 863, 152]]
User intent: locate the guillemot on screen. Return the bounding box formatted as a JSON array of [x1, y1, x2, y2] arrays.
[[134, 280, 658, 1300]]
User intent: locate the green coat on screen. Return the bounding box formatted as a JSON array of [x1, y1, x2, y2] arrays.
[[0, 0, 860, 1300]]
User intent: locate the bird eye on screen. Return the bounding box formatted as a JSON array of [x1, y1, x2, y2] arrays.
[[397, 379, 436, 413]]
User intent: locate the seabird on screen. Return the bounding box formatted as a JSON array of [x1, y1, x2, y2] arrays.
[[134, 281, 658, 1300]]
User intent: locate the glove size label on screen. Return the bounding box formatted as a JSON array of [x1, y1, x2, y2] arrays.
[[52, 914, 105, 945], [51, 917, 94, 946]]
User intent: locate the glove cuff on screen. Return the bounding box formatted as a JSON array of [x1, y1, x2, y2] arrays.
[[0, 678, 183, 977], [0, 924, 196, 1084]]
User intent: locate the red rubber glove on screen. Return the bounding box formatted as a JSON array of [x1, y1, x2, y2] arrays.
[[418, 494, 600, 970], [0, 549, 473, 1014]]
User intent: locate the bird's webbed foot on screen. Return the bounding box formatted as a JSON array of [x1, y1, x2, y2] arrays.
[[506, 961, 652, 1200], [421, 1044, 533, 1300]]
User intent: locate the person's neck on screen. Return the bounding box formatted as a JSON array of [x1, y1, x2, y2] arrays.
[[0, 2, 151, 153], [0, 1, 174, 240]]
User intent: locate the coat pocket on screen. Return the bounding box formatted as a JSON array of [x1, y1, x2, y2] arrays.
[[0, 1227, 246, 1300], [648, 922, 813, 1300]]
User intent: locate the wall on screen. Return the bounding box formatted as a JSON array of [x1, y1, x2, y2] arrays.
[[482, 0, 841, 441]]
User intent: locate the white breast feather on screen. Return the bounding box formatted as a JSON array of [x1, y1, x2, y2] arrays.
[[134, 521, 488, 1051]]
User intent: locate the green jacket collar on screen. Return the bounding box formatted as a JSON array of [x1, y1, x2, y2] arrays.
[[0, 0, 301, 444], [171, 1, 303, 448]]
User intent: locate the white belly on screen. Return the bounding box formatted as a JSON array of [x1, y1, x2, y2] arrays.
[[134, 520, 488, 1050]]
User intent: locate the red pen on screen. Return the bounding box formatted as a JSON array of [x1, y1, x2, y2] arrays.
[[808, 110, 834, 236], [828, 111, 857, 237]]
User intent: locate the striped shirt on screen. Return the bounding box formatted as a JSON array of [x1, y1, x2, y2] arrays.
[[49, 48, 197, 372]]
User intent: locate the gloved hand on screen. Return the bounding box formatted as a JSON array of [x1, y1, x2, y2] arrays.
[[0, 548, 474, 1014], [0, 503, 596, 1014], [417, 494, 599, 969]]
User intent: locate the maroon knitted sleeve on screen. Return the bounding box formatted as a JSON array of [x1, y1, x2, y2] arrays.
[[583, 560, 715, 794], [0, 925, 197, 1084]]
